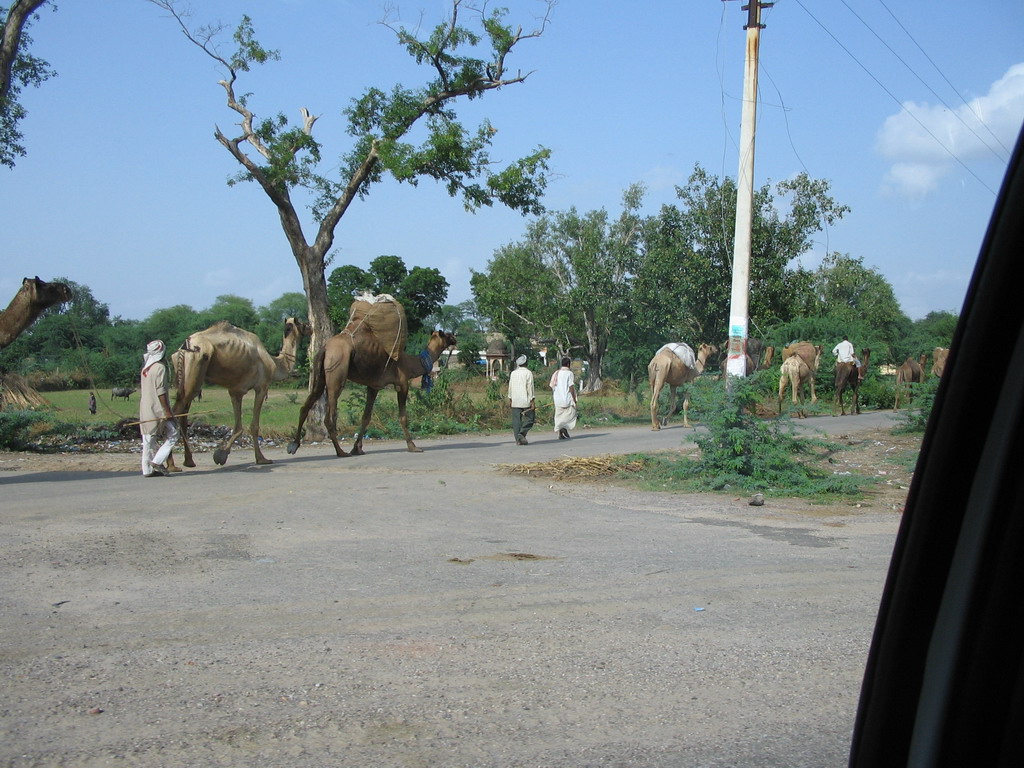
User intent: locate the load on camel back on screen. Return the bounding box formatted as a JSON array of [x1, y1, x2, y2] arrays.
[[345, 292, 408, 362]]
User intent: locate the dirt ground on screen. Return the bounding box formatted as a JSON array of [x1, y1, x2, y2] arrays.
[[0, 426, 919, 514], [1, 417, 914, 767]]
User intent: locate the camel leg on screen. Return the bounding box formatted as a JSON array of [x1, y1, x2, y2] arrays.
[[681, 389, 691, 429], [288, 349, 340, 456], [213, 392, 245, 466], [288, 389, 316, 455], [249, 387, 272, 465], [169, 395, 197, 468], [649, 379, 662, 431], [396, 383, 423, 453], [351, 388, 380, 456], [778, 377, 787, 416], [665, 387, 677, 428], [322, 376, 349, 458]]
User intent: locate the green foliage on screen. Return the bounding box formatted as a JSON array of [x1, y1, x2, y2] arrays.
[[0, 280, 312, 391], [655, 377, 863, 496], [327, 255, 448, 334], [473, 185, 643, 390], [900, 311, 957, 364], [892, 377, 939, 434], [1, 1, 57, 168], [631, 166, 848, 346], [200, 294, 258, 330], [0, 410, 50, 449]]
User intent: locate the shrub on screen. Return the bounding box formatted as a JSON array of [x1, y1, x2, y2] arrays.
[[892, 377, 939, 434], [645, 376, 864, 496], [0, 411, 53, 450]]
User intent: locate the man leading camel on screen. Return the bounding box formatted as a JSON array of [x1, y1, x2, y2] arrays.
[[832, 335, 863, 379], [138, 340, 180, 477]]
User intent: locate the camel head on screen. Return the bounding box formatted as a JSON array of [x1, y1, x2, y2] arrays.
[[430, 330, 458, 350], [284, 317, 312, 340], [697, 343, 718, 360], [24, 276, 73, 308]]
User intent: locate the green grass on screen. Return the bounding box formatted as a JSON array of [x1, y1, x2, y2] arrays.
[[33, 377, 655, 440], [28, 386, 309, 438]]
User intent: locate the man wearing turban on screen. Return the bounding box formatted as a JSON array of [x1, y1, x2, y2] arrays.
[[139, 340, 180, 477], [507, 353, 535, 445]]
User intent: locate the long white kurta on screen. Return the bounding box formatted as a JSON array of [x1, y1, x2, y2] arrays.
[[549, 367, 578, 432]]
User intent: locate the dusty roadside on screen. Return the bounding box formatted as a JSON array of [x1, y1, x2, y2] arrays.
[[1, 418, 913, 767]]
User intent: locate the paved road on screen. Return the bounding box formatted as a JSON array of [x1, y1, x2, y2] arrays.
[[1, 411, 903, 767]]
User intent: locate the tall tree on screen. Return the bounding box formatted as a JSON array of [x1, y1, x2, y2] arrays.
[[633, 165, 847, 347], [149, 0, 551, 376], [473, 185, 644, 391], [200, 294, 258, 331], [1, 0, 55, 168], [802, 252, 910, 361]]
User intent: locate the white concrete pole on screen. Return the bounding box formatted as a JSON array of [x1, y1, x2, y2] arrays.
[[726, 4, 767, 379]]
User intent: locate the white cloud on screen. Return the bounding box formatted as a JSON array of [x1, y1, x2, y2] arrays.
[[876, 63, 1024, 198]]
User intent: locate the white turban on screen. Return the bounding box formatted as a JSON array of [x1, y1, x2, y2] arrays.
[[143, 339, 166, 369], [516, 354, 527, 366]]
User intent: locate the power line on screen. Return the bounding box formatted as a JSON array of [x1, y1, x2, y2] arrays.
[[792, 0, 998, 196], [839, 0, 1010, 164], [876, 0, 1013, 159]]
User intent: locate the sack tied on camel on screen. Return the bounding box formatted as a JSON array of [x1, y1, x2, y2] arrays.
[[656, 342, 696, 369], [345, 292, 408, 361]]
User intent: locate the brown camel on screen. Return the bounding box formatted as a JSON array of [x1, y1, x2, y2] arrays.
[[0, 277, 72, 349], [778, 351, 818, 418], [835, 348, 871, 416], [168, 317, 311, 468], [781, 341, 823, 403], [932, 347, 949, 378], [288, 328, 458, 458], [893, 354, 926, 410], [648, 342, 718, 429]]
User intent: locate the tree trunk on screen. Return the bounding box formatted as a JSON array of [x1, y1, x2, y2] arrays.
[[581, 310, 605, 393], [293, 241, 334, 441]]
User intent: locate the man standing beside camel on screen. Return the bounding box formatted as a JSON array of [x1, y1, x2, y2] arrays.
[[138, 340, 179, 477], [507, 354, 535, 446]]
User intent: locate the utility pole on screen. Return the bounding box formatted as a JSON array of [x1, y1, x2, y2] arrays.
[[725, 0, 771, 379]]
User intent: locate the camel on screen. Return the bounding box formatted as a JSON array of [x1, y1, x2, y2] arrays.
[[168, 317, 311, 468], [932, 347, 949, 378], [648, 342, 718, 430], [778, 351, 819, 418], [893, 354, 926, 410], [287, 328, 458, 458], [781, 341, 823, 403], [0, 277, 72, 349], [834, 348, 871, 416]]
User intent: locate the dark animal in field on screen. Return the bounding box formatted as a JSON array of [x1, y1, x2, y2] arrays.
[[111, 387, 136, 401]]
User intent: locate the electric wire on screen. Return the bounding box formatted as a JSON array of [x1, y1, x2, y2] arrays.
[[792, 0, 999, 196], [876, 0, 1013, 159], [840, 0, 1009, 164]]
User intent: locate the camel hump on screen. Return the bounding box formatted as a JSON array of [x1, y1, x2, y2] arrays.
[[655, 342, 695, 369], [345, 293, 408, 361]]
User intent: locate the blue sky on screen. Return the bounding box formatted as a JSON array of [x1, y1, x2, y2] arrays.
[[2, 0, 1022, 323]]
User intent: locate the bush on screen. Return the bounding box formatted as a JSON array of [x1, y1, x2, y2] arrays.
[[0, 411, 54, 450], [892, 377, 939, 434], [638, 377, 864, 496]]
